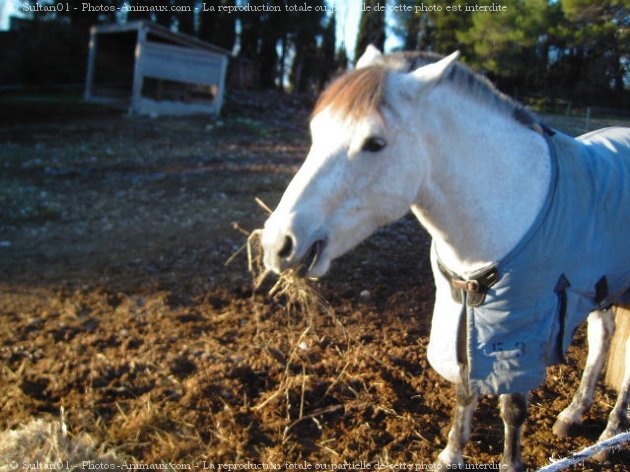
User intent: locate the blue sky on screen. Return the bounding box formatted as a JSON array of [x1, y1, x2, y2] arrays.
[[330, 0, 361, 58], [0, 0, 13, 29], [332, 0, 401, 59]]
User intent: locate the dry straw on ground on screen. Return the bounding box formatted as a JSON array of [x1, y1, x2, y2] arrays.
[[0, 411, 122, 470], [227, 200, 352, 440]]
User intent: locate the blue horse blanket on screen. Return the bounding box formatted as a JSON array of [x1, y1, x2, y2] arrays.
[[427, 127, 630, 395]]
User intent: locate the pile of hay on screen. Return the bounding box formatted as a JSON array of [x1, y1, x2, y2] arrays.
[[0, 417, 122, 470]]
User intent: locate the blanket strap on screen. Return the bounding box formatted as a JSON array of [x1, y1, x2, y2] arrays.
[[437, 261, 500, 307]]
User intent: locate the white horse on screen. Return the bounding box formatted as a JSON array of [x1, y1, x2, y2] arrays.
[[261, 46, 630, 470]]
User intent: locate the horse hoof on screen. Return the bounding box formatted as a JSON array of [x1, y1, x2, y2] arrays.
[[552, 418, 579, 437], [593, 429, 618, 462]]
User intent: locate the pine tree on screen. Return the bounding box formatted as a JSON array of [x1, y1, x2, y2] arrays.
[[430, 4, 472, 55], [175, 0, 196, 35], [317, 13, 337, 89], [199, 0, 236, 51], [290, 0, 326, 92], [355, 0, 386, 60], [457, 0, 552, 92], [336, 45, 349, 71], [556, 0, 629, 99]]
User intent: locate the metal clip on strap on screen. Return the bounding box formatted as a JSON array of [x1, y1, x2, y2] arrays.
[[451, 279, 481, 293], [438, 261, 499, 307]]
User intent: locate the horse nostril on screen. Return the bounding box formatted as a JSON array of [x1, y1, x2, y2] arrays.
[[277, 235, 294, 259]]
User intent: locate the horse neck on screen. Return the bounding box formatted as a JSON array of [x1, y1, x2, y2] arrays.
[[409, 86, 552, 275]]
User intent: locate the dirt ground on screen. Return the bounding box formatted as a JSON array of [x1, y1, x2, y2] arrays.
[[1, 92, 629, 470]]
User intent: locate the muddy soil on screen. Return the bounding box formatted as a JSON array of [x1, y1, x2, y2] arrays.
[[1, 92, 628, 470]]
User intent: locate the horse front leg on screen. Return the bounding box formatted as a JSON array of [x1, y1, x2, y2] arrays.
[[436, 382, 478, 467], [553, 309, 615, 436], [500, 392, 527, 472], [593, 364, 630, 461], [594, 313, 630, 462]]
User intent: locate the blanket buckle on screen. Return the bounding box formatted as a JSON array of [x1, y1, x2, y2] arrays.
[[452, 279, 480, 293], [437, 260, 499, 307]]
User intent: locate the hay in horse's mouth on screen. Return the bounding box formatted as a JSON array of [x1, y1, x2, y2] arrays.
[[245, 229, 326, 310], [230, 197, 331, 320]]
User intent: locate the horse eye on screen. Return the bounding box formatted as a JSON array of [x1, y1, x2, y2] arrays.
[[362, 137, 387, 153]]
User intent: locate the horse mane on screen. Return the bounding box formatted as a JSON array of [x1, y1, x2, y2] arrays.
[[313, 51, 539, 131], [312, 66, 387, 121]]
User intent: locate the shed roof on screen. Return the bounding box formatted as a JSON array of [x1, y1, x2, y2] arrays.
[[91, 20, 232, 57]]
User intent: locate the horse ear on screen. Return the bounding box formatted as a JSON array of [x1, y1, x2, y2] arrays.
[[409, 51, 460, 90], [356, 45, 383, 69]]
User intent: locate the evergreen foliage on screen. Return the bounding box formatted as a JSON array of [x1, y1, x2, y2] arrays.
[[4, 0, 628, 105], [355, 0, 386, 60], [390, 0, 629, 106]]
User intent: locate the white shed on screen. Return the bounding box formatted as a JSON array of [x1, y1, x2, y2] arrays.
[[84, 21, 230, 116]]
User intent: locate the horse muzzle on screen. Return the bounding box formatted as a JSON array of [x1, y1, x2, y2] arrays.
[[261, 220, 329, 278]]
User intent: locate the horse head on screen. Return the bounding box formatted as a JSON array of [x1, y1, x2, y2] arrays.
[[262, 47, 460, 278]]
